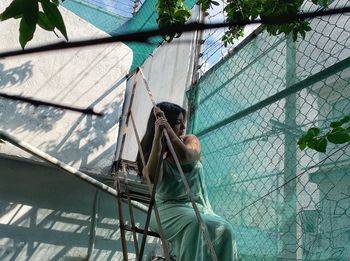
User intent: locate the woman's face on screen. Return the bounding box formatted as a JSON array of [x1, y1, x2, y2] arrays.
[[172, 113, 186, 137]]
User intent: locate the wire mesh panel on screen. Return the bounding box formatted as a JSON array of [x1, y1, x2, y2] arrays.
[[189, 0, 350, 260]]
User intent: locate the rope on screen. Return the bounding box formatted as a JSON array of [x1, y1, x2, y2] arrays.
[[139, 67, 219, 261]]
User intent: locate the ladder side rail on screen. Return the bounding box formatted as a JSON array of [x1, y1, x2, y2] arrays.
[[130, 112, 171, 261], [114, 162, 129, 260], [121, 160, 140, 259], [138, 136, 167, 261]]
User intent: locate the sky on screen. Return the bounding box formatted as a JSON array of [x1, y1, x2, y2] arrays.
[[200, 1, 260, 74]]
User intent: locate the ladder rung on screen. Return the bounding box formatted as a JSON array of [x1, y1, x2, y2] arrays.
[[128, 189, 150, 198], [123, 224, 160, 238], [120, 192, 151, 204]]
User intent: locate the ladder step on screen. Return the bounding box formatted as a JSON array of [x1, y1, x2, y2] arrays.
[[127, 189, 151, 199], [123, 224, 160, 238], [120, 192, 150, 204]]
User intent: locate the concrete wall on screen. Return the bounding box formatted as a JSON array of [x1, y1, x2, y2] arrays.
[[0, 1, 201, 259], [0, 0, 133, 175], [0, 1, 165, 260], [0, 156, 158, 260]]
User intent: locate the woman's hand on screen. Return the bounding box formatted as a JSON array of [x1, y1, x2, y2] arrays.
[[154, 107, 171, 139], [154, 106, 165, 119]]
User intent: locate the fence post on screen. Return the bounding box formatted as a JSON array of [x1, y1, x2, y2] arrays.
[[280, 33, 302, 260]]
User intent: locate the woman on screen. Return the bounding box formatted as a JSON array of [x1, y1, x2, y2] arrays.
[[137, 102, 237, 260]]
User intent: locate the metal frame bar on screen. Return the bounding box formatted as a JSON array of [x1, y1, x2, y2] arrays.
[[1, 7, 349, 59], [0, 130, 118, 197], [114, 161, 129, 260], [0, 131, 148, 216], [113, 68, 141, 260], [121, 161, 140, 259]]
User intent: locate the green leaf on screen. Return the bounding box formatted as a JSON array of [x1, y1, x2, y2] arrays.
[[41, 0, 68, 40], [340, 115, 350, 124], [19, 16, 36, 49], [22, 0, 39, 27], [322, 0, 329, 7], [305, 127, 320, 139], [297, 138, 307, 151], [174, 9, 191, 19], [0, 0, 22, 21], [307, 138, 317, 150], [38, 11, 55, 31], [330, 120, 342, 128], [327, 130, 350, 144], [314, 137, 327, 153]]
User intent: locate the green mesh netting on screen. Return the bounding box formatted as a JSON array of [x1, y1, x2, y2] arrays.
[[62, 0, 130, 33], [115, 0, 196, 70], [63, 0, 196, 71], [188, 0, 350, 260]]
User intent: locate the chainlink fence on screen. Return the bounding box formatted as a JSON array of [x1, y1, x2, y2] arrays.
[[188, 0, 350, 260]]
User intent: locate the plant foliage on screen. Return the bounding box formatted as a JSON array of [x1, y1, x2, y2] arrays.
[[156, 0, 191, 42], [0, 0, 68, 49], [1, 0, 332, 47], [157, 0, 329, 45], [298, 115, 350, 153]]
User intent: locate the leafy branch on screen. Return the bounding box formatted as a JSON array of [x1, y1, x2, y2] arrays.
[[298, 115, 350, 153], [156, 0, 191, 42], [0, 0, 68, 49], [0, 0, 334, 48], [157, 0, 330, 45]]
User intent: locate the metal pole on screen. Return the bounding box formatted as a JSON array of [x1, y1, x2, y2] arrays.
[[114, 162, 129, 261], [280, 34, 299, 260], [0, 130, 118, 197], [0, 129, 148, 214], [188, 5, 205, 134], [121, 161, 140, 259]]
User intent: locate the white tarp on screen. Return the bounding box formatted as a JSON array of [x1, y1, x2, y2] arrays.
[[118, 6, 200, 162]]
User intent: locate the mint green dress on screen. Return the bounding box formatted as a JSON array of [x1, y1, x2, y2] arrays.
[[150, 160, 238, 260]]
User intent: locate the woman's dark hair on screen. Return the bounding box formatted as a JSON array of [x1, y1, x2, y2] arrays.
[[136, 102, 186, 177]]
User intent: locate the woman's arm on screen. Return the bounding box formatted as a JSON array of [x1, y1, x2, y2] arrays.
[[155, 106, 201, 164], [143, 114, 166, 183], [144, 107, 202, 182], [167, 132, 201, 164]]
